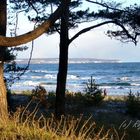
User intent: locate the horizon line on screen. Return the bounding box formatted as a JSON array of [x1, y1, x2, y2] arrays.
[[16, 58, 140, 63]]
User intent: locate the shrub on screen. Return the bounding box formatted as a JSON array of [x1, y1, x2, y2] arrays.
[[65, 92, 86, 111], [47, 92, 56, 109], [31, 85, 49, 108], [85, 76, 104, 105], [126, 90, 140, 118]]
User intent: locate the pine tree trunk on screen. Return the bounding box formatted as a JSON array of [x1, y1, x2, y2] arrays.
[[0, 62, 8, 118], [0, 0, 8, 118], [55, 0, 70, 118], [0, 0, 7, 61]]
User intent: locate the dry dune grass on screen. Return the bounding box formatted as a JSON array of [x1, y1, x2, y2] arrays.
[[0, 105, 125, 140]]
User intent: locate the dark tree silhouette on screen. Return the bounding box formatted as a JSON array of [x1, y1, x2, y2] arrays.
[[0, 0, 8, 118], [15, 0, 140, 118], [0, 1, 62, 118], [0, 0, 16, 118], [8, 0, 98, 118], [86, 0, 140, 44]]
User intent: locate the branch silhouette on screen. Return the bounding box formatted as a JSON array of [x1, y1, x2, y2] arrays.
[[69, 20, 137, 44], [0, 5, 62, 47]]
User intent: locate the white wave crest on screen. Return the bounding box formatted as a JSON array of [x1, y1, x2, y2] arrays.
[[44, 74, 57, 79], [23, 81, 40, 86], [31, 76, 42, 79], [100, 86, 112, 89], [131, 83, 140, 86], [67, 75, 79, 80], [118, 77, 129, 81], [31, 70, 48, 73]]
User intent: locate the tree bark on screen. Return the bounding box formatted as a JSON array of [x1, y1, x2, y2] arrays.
[[0, 0, 7, 59], [0, 5, 62, 47], [0, 0, 8, 118], [0, 62, 8, 118], [55, 0, 70, 118]]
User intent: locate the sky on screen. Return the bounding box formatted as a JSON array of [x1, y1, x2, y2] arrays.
[[11, 0, 140, 62]]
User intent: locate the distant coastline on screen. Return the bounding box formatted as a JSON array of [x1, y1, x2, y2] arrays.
[[15, 58, 121, 64]]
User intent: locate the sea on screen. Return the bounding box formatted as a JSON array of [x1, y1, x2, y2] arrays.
[[6, 58, 140, 96]]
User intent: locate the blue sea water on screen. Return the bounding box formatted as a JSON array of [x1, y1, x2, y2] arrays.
[[8, 61, 140, 95]]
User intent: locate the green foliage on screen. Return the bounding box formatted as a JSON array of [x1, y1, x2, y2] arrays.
[[94, 2, 140, 44], [85, 76, 104, 105], [9, 0, 95, 34], [65, 92, 85, 110], [126, 90, 140, 118], [0, 48, 15, 62], [47, 92, 56, 109]]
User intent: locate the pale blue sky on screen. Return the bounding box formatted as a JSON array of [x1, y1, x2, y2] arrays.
[[13, 0, 140, 62]]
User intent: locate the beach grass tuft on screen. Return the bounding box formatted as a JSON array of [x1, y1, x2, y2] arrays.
[[0, 107, 125, 140]]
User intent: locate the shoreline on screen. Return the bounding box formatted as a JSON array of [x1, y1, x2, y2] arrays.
[[11, 89, 127, 101]]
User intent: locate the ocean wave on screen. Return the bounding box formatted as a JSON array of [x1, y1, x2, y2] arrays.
[[80, 76, 99, 80], [31, 76, 43, 79], [80, 77, 90, 80], [43, 74, 80, 80], [22, 75, 28, 78], [30, 70, 48, 73], [40, 82, 56, 85], [101, 85, 126, 90], [117, 77, 130, 81], [44, 74, 57, 79], [116, 82, 131, 86], [131, 83, 140, 86], [23, 81, 40, 86], [100, 86, 112, 89], [67, 75, 79, 80], [100, 82, 131, 86]]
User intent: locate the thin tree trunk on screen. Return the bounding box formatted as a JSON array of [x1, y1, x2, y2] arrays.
[[55, 0, 70, 118], [0, 0, 8, 118]]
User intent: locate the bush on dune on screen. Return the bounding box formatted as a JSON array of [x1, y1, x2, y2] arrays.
[[84, 76, 105, 106], [126, 90, 140, 118]]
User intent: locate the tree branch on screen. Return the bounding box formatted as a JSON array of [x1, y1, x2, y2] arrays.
[[69, 21, 114, 44], [69, 20, 137, 44], [50, 3, 61, 35], [0, 5, 62, 47], [113, 22, 137, 44], [86, 0, 123, 12], [86, 0, 135, 17]]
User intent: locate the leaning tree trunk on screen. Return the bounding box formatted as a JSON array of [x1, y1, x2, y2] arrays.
[[0, 62, 8, 118], [0, 5, 62, 47], [55, 0, 70, 118], [0, 0, 8, 118]]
